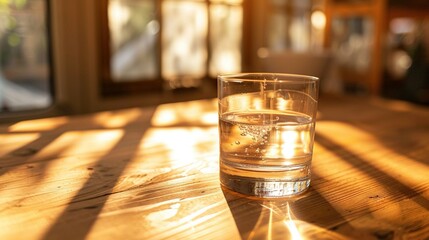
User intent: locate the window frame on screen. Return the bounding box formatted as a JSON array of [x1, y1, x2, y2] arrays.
[[99, 0, 246, 96], [1, 0, 251, 122], [0, 0, 57, 123]]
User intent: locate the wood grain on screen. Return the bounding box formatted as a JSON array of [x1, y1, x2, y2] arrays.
[[0, 96, 428, 239]]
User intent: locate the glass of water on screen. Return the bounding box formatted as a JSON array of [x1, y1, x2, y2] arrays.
[[218, 73, 319, 197]]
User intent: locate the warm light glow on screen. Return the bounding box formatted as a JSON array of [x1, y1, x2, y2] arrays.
[[311, 10, 326, 30], [317, 121, 374, 140], [284, 203, 303, 240], [253, 98, 263, 110], [0, 128, 126, 239], [93, 109, 142, 128], [209, 3, 242, 76], [316, 121, 429, 191], [11, 130, 124, 198], [152, 108, 178, 126], [214, 52, 238, 73], [142, 127, 218, 170], [8, 117, 69, 132], [211, 4, 227, 19], [275, 98, 293, 111], [289, 17, 310, 51], [33, 130, 124, 160], [201, 112, 218, 125], [210, 0, 243, 3], [224, 94, 250, 113], [146, 202, 181, 223], [109, 1, 130, 33], [151, 99, 217, 127], [0, 133, 40, 157], [281, 130, 299, 159]]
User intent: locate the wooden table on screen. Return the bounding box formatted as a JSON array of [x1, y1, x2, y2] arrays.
[[1, 95, 429, 240]]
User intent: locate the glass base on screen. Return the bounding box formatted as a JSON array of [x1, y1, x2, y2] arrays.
[[220, 171, 310, 198]]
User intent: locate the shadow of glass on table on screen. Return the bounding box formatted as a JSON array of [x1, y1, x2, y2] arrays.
[[221, 185, 350, 240]]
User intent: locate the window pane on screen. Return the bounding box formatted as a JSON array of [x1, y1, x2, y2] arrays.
[[289, 0, 311, 51], [209, 3, 242, 76], [267, 0, 312, 52], [162, 1, 208, 88], [332, 17, 373, 74], [0, 0, 52, 112], [108, 0, 158, 81], [267, 0, 289, 51]]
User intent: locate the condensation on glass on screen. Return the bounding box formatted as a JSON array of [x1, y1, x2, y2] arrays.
[[0, 0, 52, 112], [107, 0, 243, 89]]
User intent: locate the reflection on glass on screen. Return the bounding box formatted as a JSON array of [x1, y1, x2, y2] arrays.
[[162, 1, 208, 88], [108, 0, 158, 81], [209, 2, 242, 76], [0, 0, 51, 112]]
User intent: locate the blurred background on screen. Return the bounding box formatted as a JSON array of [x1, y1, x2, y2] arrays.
[[0, 0, 428, 120]]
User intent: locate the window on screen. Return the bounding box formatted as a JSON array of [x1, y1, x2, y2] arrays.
[[265, 0, 323, 52], [0, 0, 52, 113], [100, 0, 243, 95], [109, 0, 158, 81], [209, 1, 242, 77]]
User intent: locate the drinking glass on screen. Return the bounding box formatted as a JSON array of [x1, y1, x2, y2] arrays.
[[218, 73, 319, 197]]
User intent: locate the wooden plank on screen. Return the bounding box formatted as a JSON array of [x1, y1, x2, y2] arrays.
[[0, 96, 428, 239]]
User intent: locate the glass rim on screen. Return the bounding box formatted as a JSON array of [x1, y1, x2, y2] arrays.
[[218, 72, 319, 83]]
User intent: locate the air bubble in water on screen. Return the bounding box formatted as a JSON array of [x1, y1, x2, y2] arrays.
[[237, 121, 271, 143]]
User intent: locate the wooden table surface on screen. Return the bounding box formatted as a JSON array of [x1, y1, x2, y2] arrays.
[[1, 95, 429, 240]]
